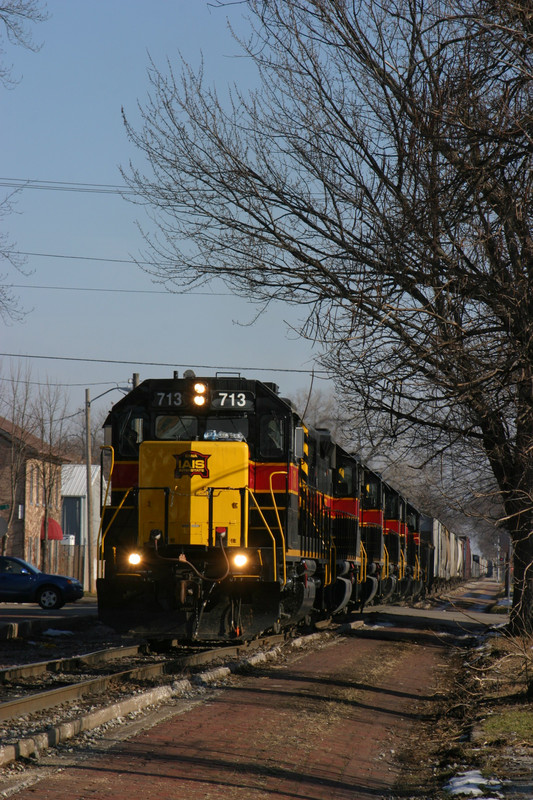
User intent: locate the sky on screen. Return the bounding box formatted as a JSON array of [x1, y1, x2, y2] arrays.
[[1, 0, 329, 420]]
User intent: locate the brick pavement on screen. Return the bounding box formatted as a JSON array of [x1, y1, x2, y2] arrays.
[[7, 635, 449, 799]]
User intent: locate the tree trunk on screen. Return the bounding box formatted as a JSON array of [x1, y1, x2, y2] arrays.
[[510, 531, 533, 635]]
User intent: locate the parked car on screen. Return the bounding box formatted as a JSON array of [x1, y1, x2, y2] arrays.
[[0, 556, 84, 609]]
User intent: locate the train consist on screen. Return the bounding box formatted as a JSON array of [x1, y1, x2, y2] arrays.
[[96, 373, 486, 639]]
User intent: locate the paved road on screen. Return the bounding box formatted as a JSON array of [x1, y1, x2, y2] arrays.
[[0, 597, 97, 638], [0, 597, 96, 620]]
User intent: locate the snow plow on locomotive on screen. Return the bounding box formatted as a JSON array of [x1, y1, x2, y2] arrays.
[[96, 373, 481, 640]]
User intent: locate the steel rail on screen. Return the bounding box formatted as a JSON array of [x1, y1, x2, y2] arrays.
[[0, 645, 144, 684], [0, 635, 285, 723]]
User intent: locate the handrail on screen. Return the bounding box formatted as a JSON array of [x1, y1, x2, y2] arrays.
[[97, 487, 133, 578], [99, 445, 114, 513], [269, 470, 288, 586], [399, 549, 406, 580], [325, 537, 336, 588], [382, 544, 389, 580], [246, 488, 279, 584], [358, 542, 367, 583], [97, 445, 115, 579], [414, 553, 421, 581]]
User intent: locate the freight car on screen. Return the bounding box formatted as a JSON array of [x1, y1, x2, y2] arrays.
[[96, 373, 479, 640]]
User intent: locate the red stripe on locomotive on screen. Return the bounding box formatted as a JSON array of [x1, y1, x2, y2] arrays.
[[362, 509, 384, 526], [112, 461, 139, 488], [248, 462, 299, 493]]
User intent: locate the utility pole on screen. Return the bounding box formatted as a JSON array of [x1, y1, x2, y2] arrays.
[[85, 388, 94, 592]]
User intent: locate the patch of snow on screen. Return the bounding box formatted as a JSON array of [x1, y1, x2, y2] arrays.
[[444, 769, 502, 798], [365, 621, 396, 628]]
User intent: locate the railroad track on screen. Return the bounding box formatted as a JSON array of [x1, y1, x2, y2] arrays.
[[0, 634, 287, 724]]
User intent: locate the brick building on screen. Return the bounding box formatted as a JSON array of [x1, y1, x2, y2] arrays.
[[0, 415, 66, 572]]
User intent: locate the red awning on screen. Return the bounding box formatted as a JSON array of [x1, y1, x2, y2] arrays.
[[40, 517, 64, 541]]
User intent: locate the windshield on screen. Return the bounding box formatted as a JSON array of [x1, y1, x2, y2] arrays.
[[204, 416, 248, 441], [154, 414, 248, 441], [155, 415, 198, 440]]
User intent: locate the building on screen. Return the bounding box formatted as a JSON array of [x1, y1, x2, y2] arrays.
[[0, 415, 66, 572], [62, 464, 104, 590]]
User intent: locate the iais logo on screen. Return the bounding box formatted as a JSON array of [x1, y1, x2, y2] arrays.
[[173, 451, 210, 479]]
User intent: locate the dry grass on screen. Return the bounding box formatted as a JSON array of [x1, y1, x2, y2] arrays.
[[393, 629, 533, 798]]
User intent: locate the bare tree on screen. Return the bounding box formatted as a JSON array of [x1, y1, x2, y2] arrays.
[[0, 1, 48, 321], [292, 387, 349, 441], [64, 404, 107, 464], [122, 0, 533, 631], [31, 380, 69, 572], [0, 0, 48, 87], [0, 192, 29, 323]]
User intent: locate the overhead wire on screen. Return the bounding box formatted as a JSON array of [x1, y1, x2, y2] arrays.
[[1, 178, 328, 381], [5, 284, 233, 296], [0, 178, 131, 195], [0, 351, 329, 377]]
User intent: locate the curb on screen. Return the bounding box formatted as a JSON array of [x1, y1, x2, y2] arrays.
[[0, 614, 98, 641]]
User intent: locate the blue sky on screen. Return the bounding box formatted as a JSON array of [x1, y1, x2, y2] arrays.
[[1, 1, 327, 417]]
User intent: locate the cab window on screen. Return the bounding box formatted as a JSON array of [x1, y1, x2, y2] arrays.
[[385, 491, 402, 519], [363, 479, 380, 509], [260, 415, 285, 458], [336, 463, 355, 496], [117, 411, 145, 456]]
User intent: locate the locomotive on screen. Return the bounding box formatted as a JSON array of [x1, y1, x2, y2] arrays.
[[96, 372, 479, 640]]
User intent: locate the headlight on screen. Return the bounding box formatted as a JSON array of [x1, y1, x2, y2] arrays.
[[233, 553, 248, 568], [193, 382, 207, 406], [128, 552, 142, 566]]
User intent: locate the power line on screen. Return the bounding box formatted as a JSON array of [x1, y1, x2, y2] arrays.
[[6, 284, 233, 297], [0, 178, 131, 195], [0, 375, 131, 389], [4, 251, 237, 296], [0, 352, 328, 377], [7, 249, 154, 267]]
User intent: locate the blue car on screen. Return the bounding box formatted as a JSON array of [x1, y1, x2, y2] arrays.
[[0, 556, 84, 610]]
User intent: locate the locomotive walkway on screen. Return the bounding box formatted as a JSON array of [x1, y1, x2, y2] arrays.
[[1, 579, 506, 800]]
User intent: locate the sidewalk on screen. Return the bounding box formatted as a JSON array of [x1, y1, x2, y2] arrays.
[[5, 632, 452, 800]]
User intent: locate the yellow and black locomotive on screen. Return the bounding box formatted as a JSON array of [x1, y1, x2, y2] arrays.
[[96, 372, 477, 639]]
